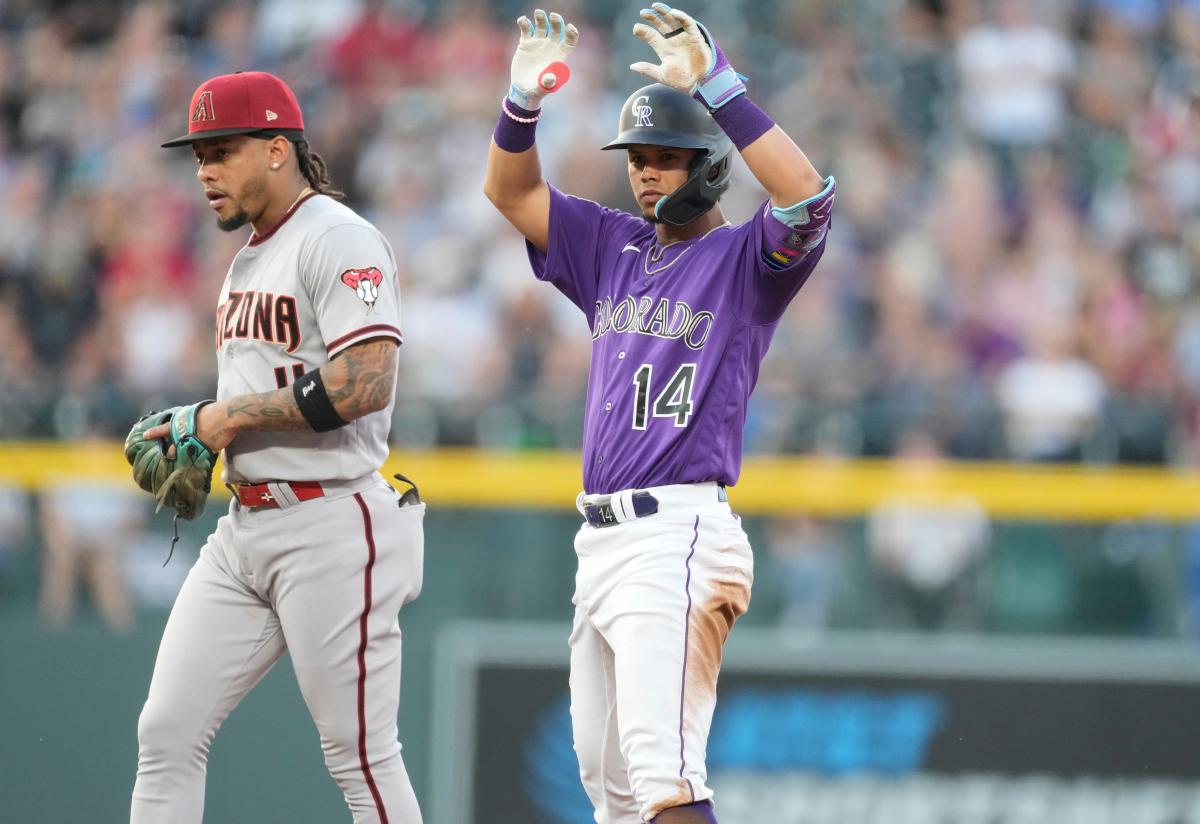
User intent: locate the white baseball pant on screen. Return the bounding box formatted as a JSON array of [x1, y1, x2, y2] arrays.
[[569, 482, 753, 823], [130, 473, 424, 823]]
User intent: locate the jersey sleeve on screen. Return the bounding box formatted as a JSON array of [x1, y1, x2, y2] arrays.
[[300, 222, 403, 358], [734, 179, 835, 326], [526, 185, 646, 319]]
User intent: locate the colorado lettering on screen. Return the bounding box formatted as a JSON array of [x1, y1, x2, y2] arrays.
[[592, 295, 714, 351], [215, 290, 301, 353]]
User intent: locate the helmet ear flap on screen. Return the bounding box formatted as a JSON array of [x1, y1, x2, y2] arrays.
[[655, 152, 732, 227], [691, 150, 732, 191], [707, 153, 732, 190]]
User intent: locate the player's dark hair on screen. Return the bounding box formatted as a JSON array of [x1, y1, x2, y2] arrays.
[[294, 140, 345, 201]]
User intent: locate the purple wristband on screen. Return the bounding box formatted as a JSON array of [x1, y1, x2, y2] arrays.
[[493, 99, 541, 154], [711, 95, 775, 152]]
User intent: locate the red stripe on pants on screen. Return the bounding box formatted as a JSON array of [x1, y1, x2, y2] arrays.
[[353, 492, 389, 824]]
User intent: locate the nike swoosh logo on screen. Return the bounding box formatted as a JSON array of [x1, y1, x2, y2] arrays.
[[621, 244, 641, 254]]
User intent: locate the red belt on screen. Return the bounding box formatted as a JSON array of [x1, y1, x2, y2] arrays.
[[231, 481, 324, 510]]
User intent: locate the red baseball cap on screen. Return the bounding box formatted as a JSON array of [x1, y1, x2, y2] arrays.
[[161, 71, 305, 148]]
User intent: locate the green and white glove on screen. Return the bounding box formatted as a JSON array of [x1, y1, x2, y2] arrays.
[[124, 401, 217, 521], [508, 9, 579, 110]]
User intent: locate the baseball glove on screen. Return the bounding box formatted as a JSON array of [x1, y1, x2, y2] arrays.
[[124, 401, 217, 521]]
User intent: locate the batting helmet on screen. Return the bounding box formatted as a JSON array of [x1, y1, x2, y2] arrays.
[[602, 83, 733, 227]]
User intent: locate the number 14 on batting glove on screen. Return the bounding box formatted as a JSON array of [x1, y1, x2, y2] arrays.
[[631, 3, 746, 110]]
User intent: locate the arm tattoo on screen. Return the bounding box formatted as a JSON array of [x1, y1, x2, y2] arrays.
[[324, 340, 398, 421], [223, 340, 397, 434], [224, 389, 311, 432]]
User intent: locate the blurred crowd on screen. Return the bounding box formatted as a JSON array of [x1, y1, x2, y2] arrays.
[[5, 0, 1200, 634], [0, 0, 1197, 464]]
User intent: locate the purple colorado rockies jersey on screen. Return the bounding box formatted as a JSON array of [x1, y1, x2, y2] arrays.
[[527, 185, 831, 495]]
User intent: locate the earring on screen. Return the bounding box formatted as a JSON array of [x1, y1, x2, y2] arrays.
[[271, 163, 280, 169]]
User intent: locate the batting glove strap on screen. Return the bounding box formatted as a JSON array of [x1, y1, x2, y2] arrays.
[[507, 83, 540, 112], [691, 23, 746, 110]]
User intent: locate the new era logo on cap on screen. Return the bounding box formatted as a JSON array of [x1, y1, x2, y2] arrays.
[[162, 71, 304, 148]]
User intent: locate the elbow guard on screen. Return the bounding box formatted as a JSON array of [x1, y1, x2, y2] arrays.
[[762, 177, 836, 270], [770, 176, 836, 238]]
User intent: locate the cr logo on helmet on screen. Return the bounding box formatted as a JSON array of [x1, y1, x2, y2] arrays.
[[632, 95, 653, 127]]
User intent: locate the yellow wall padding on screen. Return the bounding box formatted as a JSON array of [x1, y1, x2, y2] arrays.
[[2, 443, 1198, 521]]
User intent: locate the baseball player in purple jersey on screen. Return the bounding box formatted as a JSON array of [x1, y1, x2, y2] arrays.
[[129, 72, 424, 823], [485, 6, 834, 823]]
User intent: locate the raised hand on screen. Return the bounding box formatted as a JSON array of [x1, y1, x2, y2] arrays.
[[630, 3, 745, 110], [509, 9, 580, 110]]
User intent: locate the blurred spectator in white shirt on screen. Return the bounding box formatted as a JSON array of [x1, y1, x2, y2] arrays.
[[869, 430, 990, 630], [957, 0, 1073, 192], [957, 0, 1074, 147], [996, 319, 1107, 462], [38, 478, 143, 633]]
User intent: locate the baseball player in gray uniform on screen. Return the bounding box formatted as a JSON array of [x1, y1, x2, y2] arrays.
[[486, 7, 834, 823], [129, 71, 424, 823]]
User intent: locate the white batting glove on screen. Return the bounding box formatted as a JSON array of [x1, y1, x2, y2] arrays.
[[630, 3, 746, 109], [508, 9, 579, 110]]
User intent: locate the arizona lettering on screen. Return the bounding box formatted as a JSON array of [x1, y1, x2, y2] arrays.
[[215, 290, 301, 353], [591, 295, 714, 351]]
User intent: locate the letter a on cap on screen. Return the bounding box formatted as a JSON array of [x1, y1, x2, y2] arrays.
[[192, 91, 215, 123]]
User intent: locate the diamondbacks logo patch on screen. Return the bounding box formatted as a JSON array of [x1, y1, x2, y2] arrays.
[[341, 267, 384, 310], [192, 90, 215, 123]]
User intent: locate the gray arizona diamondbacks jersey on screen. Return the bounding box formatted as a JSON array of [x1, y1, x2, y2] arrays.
[[213, 193, 403, 484]]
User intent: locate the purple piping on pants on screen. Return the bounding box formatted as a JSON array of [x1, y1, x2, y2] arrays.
[[677, 515, 700, 802]]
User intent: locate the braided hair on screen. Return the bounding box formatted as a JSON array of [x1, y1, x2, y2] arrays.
[[294, 139, 345, 200]]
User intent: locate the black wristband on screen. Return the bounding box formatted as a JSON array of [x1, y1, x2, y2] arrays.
[[293, 368, 348, 432]]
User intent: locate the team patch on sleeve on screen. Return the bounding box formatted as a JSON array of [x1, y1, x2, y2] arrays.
[[764, 230, 824, 270], [340, 266, 384, 310], [769, 245, 804, 264]]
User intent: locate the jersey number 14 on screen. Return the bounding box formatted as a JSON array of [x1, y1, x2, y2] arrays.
[[632, 363, 696, 429]]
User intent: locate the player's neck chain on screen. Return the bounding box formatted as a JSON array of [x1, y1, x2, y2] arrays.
[[645, 221, 732, 276], [288, 185, 314, 211]]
